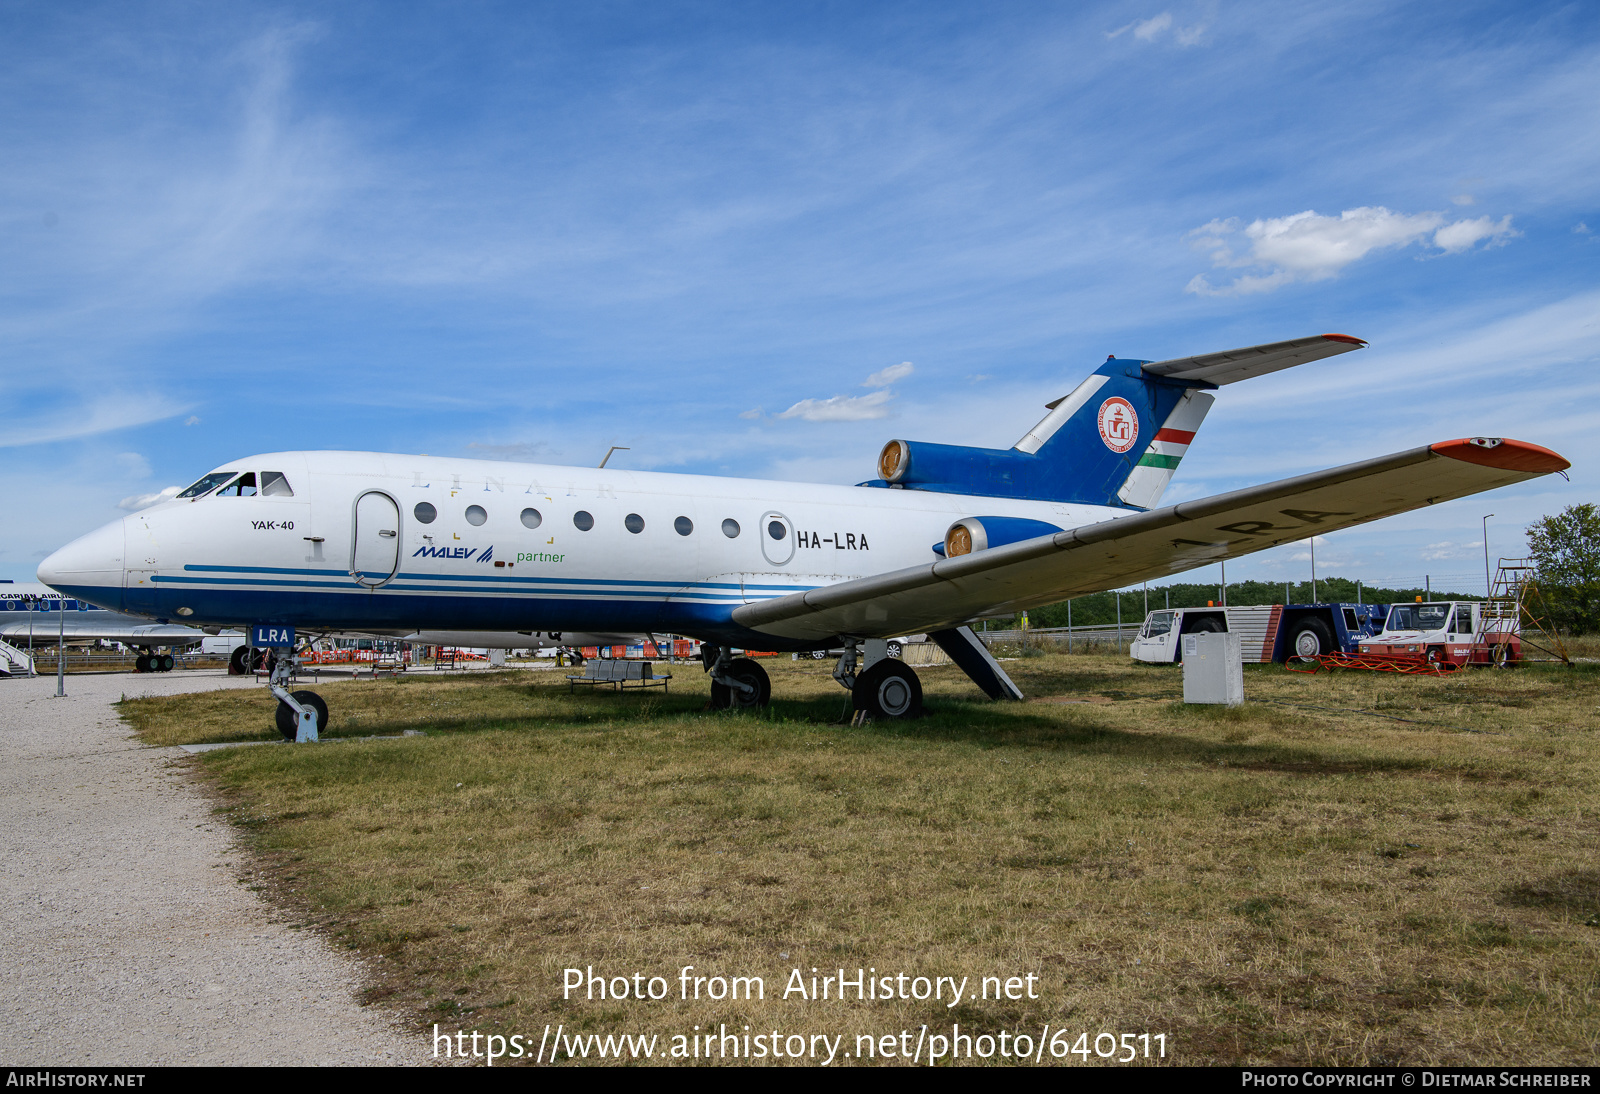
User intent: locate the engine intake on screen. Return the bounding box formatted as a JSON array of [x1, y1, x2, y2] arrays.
[[942, 516, 1064, 557]]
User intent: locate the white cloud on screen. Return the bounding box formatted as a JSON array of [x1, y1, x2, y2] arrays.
[[184, 415, 202, 426], [1133, 13, 1172, 40], [1107, 13, 1204, 45], [118, 486, 180, 511], [114, 452, 151, 478], [1452, 194, 1476, 206], [0, 395, 188, 449], [1574, 222, 1591, 234], [777, 390, 893, 422], [466, 441, 551, 461], [780, 361, 914, 422], [1185, 206, 1519, 296], [1432, 214, 1517, 254], [739, 407, 762, 419], [863, 361, 913, 388]]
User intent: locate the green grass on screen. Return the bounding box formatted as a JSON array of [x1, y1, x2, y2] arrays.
[[120, 654, 1600, 1065]]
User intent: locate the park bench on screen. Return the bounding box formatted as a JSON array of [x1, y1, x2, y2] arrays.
[[567, 658, 671, 693]]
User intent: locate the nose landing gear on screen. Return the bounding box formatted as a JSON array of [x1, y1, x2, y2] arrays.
[[267, 651, 327, 742]]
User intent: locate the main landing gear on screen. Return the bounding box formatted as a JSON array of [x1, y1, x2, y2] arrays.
[[831, 640, 923, 720], [267, 650, 328, 742], [702, 645, 771, 710], [135, 648, 176, 673]]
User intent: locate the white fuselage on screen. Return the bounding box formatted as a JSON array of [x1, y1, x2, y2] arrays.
[[39, 451, 1126, 649]]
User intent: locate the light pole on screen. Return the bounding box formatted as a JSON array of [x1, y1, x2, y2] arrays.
[[56, 596, 66, 697], [1482, 514, 1495, 597]]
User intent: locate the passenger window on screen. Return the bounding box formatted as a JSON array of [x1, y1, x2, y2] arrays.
[[521, 508, 542, 529], [768, 520, 786, 540], [177, 471, 236, 498], [215, 473, 257, 497], [625, 513, 645, 534], [260, 471, 294, 497], [674, 516, 693, 536], [414, 502, 437, 524], [722, 518, 740, 538], [574, 511, 594, 531], [465, 505, 487, 527]]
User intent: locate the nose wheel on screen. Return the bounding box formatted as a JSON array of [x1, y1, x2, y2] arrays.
[[267, 648, 327, 741], [274, 690, 328, 741]]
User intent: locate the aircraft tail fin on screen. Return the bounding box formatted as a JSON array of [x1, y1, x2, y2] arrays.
[[872, 334, 1363, 510]]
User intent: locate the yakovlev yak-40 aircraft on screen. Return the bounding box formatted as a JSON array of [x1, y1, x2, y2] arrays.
[[38, 334, 1569, 735]]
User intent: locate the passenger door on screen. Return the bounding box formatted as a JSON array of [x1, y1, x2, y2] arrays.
[[351, 491, 401, 587]]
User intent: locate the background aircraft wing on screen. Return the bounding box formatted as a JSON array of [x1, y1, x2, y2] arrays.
[[1139, 332, 1366, 386], [733, 438, 1568, 642], [0, 619, 210, 644]]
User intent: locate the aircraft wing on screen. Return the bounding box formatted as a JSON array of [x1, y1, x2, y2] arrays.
[[0, 619, 210, 644], [733, 438, 1568, 642], [1140, 332, 1366, 386]]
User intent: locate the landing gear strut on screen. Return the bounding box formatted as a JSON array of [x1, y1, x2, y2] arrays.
[[832, 639, 923, 719], [702, 644, 771, 710], [268, 650, 326, 742]]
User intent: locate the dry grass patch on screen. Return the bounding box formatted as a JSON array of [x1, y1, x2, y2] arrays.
[[121, 654, 1600, 1065]]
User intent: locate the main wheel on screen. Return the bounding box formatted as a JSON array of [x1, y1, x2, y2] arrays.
[[852, 659, 923, 719], [135, 653, 151, 673], [228, 646, 249, 675], [274, 690, 329, 741], [1288, 618, 1334, 659], [159, 653, 175, 672], [710, 658, 771, 710]]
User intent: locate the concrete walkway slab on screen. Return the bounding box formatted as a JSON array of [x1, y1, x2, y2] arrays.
[[0, 670, 426, 1065]]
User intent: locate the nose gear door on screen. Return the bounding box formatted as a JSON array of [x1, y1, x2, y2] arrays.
[[351, 491, 401, 588]]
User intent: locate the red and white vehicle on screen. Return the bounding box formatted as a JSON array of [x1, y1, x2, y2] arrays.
[[1358, 601, 1520, 667]]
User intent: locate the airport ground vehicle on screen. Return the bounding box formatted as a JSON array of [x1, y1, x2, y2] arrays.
[[1357, 600, 1520, 667], [1130, 602, 1389, 663]]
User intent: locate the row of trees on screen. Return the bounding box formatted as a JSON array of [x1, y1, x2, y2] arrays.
[[1005, 504, 1599, 635], [1527, 503, 1600, 635]]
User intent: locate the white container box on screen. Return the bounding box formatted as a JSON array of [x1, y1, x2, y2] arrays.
[[1182, 631, 1244, 707]]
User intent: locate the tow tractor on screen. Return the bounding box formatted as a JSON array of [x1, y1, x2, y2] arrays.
[[1130, 602, 1389, 664]]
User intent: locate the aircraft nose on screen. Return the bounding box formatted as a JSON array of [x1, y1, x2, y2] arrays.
[[37, 518, 125, 608]]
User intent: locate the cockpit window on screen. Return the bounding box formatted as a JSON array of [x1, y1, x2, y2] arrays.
[[177, 472, 237, 499], [260, 471, 293, 497], [214, 473, 258, 497]]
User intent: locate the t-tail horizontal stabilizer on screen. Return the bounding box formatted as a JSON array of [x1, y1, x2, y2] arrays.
[[929, 625, 1025, 701], [873, 333, 1366, 511]]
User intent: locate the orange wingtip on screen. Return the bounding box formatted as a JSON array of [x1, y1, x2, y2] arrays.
[[1321, 333, 1367, 346], [1431, 438, 1570, 474]]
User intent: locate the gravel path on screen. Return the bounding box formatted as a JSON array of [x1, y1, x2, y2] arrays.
[[0, 669, 428, 1065]]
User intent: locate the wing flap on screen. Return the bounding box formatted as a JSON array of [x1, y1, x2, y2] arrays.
[[734, 438, 1567, 641], [1141, 333, 1365, 386]]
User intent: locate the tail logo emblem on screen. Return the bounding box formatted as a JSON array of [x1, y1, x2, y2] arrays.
[[1097, 397, 1138, 453]]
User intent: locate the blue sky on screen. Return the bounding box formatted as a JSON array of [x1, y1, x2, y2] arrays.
[[4, 1, 1597, 593]]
